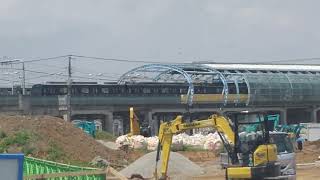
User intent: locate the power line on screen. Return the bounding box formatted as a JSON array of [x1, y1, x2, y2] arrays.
[[4, 54, 320, 65], [0, 67, 117, 81], [71, 55, 175, 64], [26, 62, 67, 70], [22, 55, 69, 64]]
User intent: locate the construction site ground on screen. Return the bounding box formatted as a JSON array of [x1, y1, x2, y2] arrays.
[[176, 151, 320, 180], [0, 115, 320, 179]]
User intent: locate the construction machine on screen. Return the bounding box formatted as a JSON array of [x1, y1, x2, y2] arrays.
[[72, 120, 96, 137], [128, 107, 151, 137], [155, 113, 287, 180]]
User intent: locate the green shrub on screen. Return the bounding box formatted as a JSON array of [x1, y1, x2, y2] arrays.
[[14, 131, 31, 145], [181, 145, 207, 152], [47, 142, 64, 161], [0, 131, 33, 153], [22, 145, 35, 155], [0, 131, 6, 139]]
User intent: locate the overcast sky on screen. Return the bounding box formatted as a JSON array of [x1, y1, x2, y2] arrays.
[[1, 1, 320, 85]]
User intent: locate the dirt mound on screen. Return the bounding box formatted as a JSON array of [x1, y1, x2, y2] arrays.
[[0, 115, 123, 164], [120, 151, 204, 179]]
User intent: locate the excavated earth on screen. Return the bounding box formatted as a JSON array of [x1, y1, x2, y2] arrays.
[[0, 115, 124, 165]]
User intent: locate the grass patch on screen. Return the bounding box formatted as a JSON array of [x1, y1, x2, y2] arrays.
[[181, 145, 208, 152], [0, 130, 36, 155], [95, 130, 116, 141], [65, 159, 94, 167], [0, 131, 6, 139], [47, 141, 65, 161]]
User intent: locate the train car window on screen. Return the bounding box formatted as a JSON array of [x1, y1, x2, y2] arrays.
[[143, 88, 151, 94], [50, 87, 55, 95], [127, 87, 132, 94], [228, 83, 237, 94], [120, 87, 126, 94], [238, 83, 248, 94], [92, 87, 97, 95], [135, 86, 141, 94], [101, 88, 109, 94], [180, 88, 188, 94], [81, 87, 89, 94], [162, 87, 169, 94], [59, 87, 68, 94], [216, 87, 223, 94], [202, 87, 207, 93]]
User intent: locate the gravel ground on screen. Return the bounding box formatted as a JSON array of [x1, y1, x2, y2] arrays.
[[120, 151, 204, 179], [96, 140, 119, 150]]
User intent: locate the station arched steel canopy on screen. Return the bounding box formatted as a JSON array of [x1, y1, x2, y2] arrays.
[[118, 63, 320, 108], [118, 64, 231, 106]]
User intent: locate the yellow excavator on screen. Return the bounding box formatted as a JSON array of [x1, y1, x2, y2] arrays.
[[155, 114, 284, 180], [128, 107, 151, 137], [128, 107, 140, 136]]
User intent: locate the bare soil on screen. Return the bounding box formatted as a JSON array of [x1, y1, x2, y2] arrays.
[[178, 150, 320, 180], [296, 140, 320, 164], [0, 115, 125, 165]]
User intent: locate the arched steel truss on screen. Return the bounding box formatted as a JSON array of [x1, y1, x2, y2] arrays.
[[118, 64, 231, 106], [118, 63, 320, 107]]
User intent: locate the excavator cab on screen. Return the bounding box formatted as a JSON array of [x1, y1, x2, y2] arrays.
[[223, 112, 284, 179]]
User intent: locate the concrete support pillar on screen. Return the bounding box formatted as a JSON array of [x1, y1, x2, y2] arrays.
[[19, 95, 31, 114], [154, 115, 160, 136], [311, 108, 318, 123], [145, 111, 154, 136], [279, 109, 287, 125], [143, 111, 154, 136], [104, 112, 114, 134]]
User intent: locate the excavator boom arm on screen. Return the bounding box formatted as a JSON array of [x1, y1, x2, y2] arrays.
[[156, 114, 235, 179], [129, 107, 140, 136]]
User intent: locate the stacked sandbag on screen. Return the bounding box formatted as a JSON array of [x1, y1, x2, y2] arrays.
[[116, 135, 147, 149], [115, 132, 224, 152], [203, 133, 223, 151], [146, 136, 159, 151], [115, 135, 131, 147], [132, 135, 146, 149]]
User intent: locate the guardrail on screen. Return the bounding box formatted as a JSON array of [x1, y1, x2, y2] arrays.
[[23, 156, 127, 180]]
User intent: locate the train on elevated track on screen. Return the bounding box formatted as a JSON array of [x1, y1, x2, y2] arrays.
[[0, 81, 249, 105], [30, 82, 249, 104]]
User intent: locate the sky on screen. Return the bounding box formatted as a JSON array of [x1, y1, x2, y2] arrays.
[[1, 0, 320, 86]]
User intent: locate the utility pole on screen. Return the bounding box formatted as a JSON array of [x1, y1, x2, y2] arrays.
[[22, 60, 25, 95], [66, 55, 72, 121]]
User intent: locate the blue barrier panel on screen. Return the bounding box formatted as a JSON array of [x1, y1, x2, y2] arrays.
[[0, 154, 24, 180]]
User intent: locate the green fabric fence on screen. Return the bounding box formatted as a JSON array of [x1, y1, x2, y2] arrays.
[[24, 156, 105, 180]]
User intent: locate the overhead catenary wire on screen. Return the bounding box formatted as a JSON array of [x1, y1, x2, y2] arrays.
[[0, 67, 117, 81], [2, 54, 320, 65], [18, 55, 69, 64], [2, 54, 320, 87], [70, 55, 177, 64]]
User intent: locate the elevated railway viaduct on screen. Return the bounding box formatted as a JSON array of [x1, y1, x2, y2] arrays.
[[1, 63, 320, 135]]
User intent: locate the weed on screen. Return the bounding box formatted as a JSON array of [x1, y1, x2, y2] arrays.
[[0, 131, 6, 139], [0, 130, 33, 153], [95, 130, 116, 141], [14, 131, 31, 145], [181, 145, 208, 152], [22, 145, 36, 155], [47, 141, 64, 161]]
